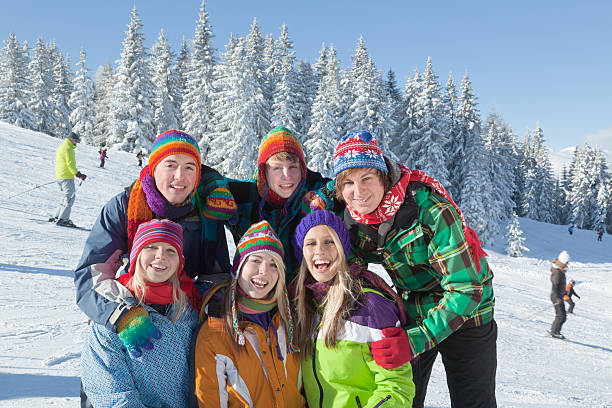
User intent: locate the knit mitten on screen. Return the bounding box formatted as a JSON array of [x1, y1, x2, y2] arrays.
[[203, 186, 238, 221], [300, 190, 329, 215], [116, 307, 162, 359]]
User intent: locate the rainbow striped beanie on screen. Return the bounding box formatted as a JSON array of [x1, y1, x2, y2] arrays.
[[257, 126, 306, 180], [333, 130, 388, 176], [128, 219, 185, 276], [149, 129, 202, 187]]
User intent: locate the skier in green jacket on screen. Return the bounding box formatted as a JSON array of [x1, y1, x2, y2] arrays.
[[331, 130, 497, 408], [52, 132, 87, 227]]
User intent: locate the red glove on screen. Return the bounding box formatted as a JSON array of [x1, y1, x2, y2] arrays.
[[370, 327, 412, 369]]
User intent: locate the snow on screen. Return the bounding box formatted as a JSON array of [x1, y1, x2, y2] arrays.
[[0, 121, 611, 407]]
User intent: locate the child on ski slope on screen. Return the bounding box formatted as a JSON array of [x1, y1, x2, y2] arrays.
[[193, 221, 305, 407], [292, 210, 415, 408], [564, 279, 580, 314], [81, 219, 201, 407]]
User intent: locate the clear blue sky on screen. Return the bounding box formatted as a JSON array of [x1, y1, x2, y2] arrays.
[[3, 1, 611, 152]]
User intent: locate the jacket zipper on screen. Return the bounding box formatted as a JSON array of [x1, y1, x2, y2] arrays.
[[311, 331, 324, 408], [373, 394, 392, 407]]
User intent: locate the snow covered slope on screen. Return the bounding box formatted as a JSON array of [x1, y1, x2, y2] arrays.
[[0, 122, 611, 407]]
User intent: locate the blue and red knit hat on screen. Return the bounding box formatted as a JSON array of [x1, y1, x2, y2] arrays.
[[128, 219, 185, 277], [333, 130, 388, 176], [293, 210, 351, 263], [149, 130, 202, 187]]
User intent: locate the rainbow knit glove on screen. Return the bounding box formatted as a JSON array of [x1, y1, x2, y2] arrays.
[[203, 187, 237, 221], [300, 190, 330, 216], [116, 307, 162, 359]]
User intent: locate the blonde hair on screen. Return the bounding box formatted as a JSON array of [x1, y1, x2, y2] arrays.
[[294, 225, 361, 355], [224, 252, 290, 345], [130, 252, 188, 323]]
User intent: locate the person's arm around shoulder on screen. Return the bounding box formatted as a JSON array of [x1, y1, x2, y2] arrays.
[[81, 323, 146, 408], [74, 191, 136, 331], [362, 292, 415, 408]]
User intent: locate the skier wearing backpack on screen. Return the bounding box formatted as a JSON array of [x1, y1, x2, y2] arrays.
[[564, 279, 580, 314], [549, 250, 570, 339]]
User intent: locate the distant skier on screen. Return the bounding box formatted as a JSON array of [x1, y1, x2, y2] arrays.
[[564, 279, 580, 314], [99, 148, 107, 168], [52, 132, 87, 227], [597, 230, 603, 241], [136, 151, 144, 167], [568, 225, 574, 235], [549, 250, 570, 339]]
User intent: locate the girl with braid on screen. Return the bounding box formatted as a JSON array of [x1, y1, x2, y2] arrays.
[[193, 221, 305, 407]]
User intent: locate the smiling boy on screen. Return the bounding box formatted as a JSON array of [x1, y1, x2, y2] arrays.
[[227, 126, 330, 280]]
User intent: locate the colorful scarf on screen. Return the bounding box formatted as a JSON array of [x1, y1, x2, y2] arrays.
[[236, 286, 277, 315], [346, 165, 411, 225]]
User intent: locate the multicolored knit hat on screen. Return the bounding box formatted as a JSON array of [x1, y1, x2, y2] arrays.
[[128, 219, 185, 277], [149, 129, 202, 187], [293, 210, 351, 263], [230, 221, 297, 351], [333, 130, 388, 176], [256, 126, 306, 194], [231, 220, 285, 278]]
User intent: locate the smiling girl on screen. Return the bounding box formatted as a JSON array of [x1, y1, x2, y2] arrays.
[[193, 221, 305, 407], [292, 210, 415, 408], [81, 219, 201, 407]]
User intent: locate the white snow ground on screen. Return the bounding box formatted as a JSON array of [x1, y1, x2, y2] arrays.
[[0, 121, 610, 407]]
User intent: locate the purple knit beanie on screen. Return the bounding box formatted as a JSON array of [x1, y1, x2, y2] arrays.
[[293, 210, 351, 263]]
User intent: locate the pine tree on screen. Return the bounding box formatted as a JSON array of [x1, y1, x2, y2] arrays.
[[344, 37, 396, 160], [49, 42, 73, 137], [28, 36, 57, 135], [182, 1, 216, 153], [294, 60, 316, 141], [173, 37, 190, 130], [69, 47, 95, 143], [523, 124, 556, 222], [304, 45, 342, 177], [394, 68, 421, 165], [0, 32, 35, 129], [244, 18, 271, 139], [206, 35, 262, 178], [444, 72, 461, 200], [405, 57, 449, 185], [151, 29, 180, 135], [312, 42, 327, 86], [270, 23, 301, 134], [483, 112, 517, 222], [108, 6, 155, 151], [92, 62, 115, 147], [506, 212, 529, 257]]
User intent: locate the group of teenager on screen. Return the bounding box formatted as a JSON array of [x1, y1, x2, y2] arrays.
[[75, 126, 497, 407]]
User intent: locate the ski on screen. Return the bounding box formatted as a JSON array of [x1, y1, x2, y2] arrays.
[[27, 217, 91, 232]]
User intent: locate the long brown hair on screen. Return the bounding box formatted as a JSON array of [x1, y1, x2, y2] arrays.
[[294, 225, 361, 356]]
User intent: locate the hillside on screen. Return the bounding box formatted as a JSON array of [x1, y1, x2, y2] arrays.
[[0, 122, 610, 407]]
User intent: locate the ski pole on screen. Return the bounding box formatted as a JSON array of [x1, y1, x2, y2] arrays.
[[5, 180, 57, 200]]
